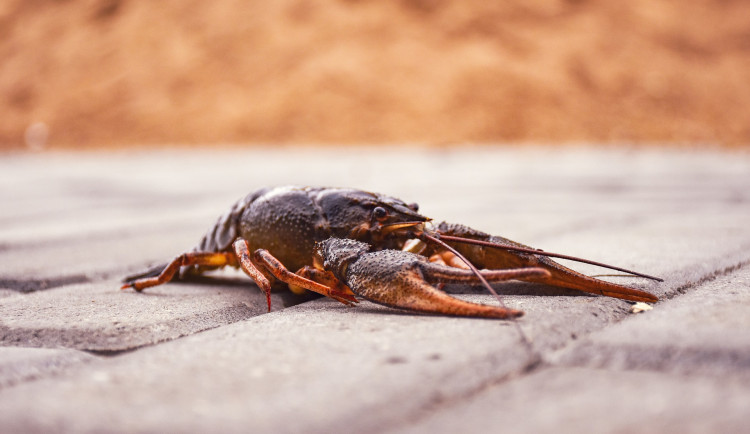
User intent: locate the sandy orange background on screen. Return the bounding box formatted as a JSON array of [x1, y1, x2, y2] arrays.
[[2, 0, 750, 149]]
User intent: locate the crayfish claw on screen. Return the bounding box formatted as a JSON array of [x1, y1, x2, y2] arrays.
[[433, 222, 660, 303], [351, 260, 524, 319], [316, 238, 525, 319]]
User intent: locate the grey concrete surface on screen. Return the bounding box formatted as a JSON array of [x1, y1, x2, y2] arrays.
[[0, 347, 96, 388], [393, 265, 750, 434], [552, 264, 750, 377], [392, 367, 750, 434], [0, 280, 306, 351], [0, 146, 748, 433]]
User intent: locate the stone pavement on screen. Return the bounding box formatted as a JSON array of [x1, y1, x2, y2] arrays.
[[0, 146, 748, 433]]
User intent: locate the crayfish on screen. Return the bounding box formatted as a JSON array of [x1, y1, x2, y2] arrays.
[[123, 186, 660, 319]]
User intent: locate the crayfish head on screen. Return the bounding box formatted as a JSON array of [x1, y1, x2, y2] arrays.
[[315, 188, 429, 247]]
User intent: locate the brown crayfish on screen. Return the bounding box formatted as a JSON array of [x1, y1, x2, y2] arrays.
[[123, 186, 660, 319]]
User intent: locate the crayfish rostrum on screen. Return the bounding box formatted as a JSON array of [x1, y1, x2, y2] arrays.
[[123, 186, 660, 319]]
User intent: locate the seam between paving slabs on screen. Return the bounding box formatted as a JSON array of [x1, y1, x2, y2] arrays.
[[0, 294, 320, 391], [77, 293, 318, 357], [664, 257, 750, 300], [357, 347, 549, 434], [1, 268, 153, 292], [0, 296, 313, 352], [5, 247, 747, 427], [0, 275, 91, 292], [540, 258, 750, 369], [377, 259, 750, 434], [0, 349, 99, 390], [2, 217, 208, 252], [554, 343, 750, 378], [543, 261, 750, 378], [363, 299, 637, 434]]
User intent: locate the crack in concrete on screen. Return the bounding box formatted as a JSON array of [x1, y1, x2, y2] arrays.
[[384, 260, 750, 433], [666, 258, 750, 300], [0, 275, 91, 292], [364, 342, 548, 434], [556, 343, 750, 377]]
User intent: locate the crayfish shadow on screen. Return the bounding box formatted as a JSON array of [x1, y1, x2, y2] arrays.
[[174, 275, 298, 292], [175, 276, 591, 298], [349, 305, 521, 321], [173, 275, 259, 288], [442, 282, 593, 298], [168, 275, 320, 305]]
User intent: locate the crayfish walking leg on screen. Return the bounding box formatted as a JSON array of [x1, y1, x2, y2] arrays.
[[121, 252, 240, 291], [123, 238, 358, 311]]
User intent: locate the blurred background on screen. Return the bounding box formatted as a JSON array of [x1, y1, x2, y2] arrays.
[[2, 0, 749, 150]]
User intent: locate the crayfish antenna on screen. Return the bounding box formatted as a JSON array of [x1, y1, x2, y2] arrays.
[[316, 238, 525, 319], [418, 232, 513, 309]]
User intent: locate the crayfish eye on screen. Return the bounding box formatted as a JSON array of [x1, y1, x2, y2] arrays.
[[373, 206, 388, 222], [408, 202, 419, 212]]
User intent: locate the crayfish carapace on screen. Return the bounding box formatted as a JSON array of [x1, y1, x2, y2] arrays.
[[123, 186, 660, 319]]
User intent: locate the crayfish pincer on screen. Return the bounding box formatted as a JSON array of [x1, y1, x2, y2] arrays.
[[312, 238, 550, 319], [122, 185, 660, 318]]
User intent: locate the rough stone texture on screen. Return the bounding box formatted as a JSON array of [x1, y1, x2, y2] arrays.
[[392, 264, 750, 434], [0, 147, 748, 433], [0, 279, 307, 351], [0, 226, 203, 286], [0, 298, 535, 433], [552, 264, 750, 377], [0, 293, 673, 434], [0, 347, 96, 389], [392, 367, 750, 434]]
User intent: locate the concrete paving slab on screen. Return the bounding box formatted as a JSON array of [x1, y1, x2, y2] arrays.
[[5, 147, 746, 289], [0, 279, 307, 351], [0, 147, 748, 434], [0, 295, 626, 434], [509, 209, 750, 301], [0, 221, 212, 287], [388, 260, 750, 434], [0, 347, 96, 389], [6, 148, 744, 232], [0, 289, 17, 298], [0, 287, 742, 433], [552, 264, 750, 376], [390, 367, 750, 434], [0, 203, 217, 247]]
